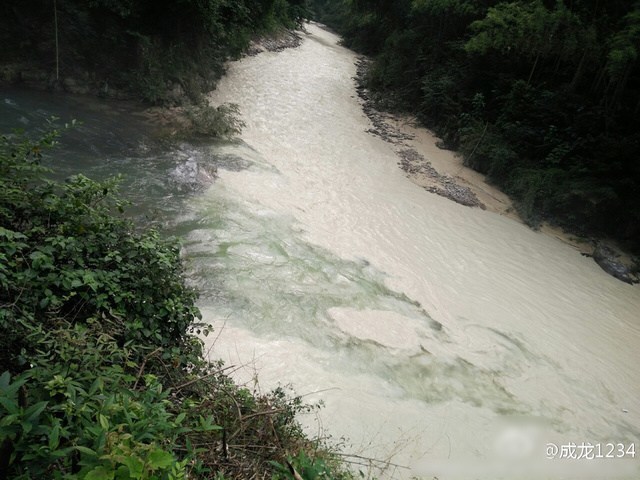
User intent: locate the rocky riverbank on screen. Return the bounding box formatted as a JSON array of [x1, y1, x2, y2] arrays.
[[353, 57, 639, 284], [354, 57, 484, 210]]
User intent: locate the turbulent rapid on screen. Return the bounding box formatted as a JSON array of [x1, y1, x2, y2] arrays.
[[2, 22, 638, 479]]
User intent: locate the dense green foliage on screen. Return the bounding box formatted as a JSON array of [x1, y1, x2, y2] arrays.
[[0, 0, 310, 104], [0, 124, 201, 371], [0, 128, 350, 479], [312, 0, 640, 251]]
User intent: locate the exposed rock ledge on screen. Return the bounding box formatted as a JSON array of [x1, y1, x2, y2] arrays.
[[354, 57, 485, 210], [582, 244, 638, 285]]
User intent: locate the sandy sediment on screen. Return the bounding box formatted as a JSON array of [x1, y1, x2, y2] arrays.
[[354, 59, 488, 211]]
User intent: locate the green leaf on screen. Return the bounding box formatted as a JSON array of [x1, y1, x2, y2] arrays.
[[198, 415, 222, 432], [21, 421, 32, 435], [50, 446, 74, 459], [39, 297, 50, 309], [114, 465, 129, 480], [89, 377, 104, 396], [122, 455, 144, 479], [24, 401, 48, 423], [0, 373, 29, 397], [75, 445, 98, 457], [0, 371, 11, 390], [0, 413, 19, 427], [49, 423, 60, 450], [0, 396, 19, 415], [98, 413, 109, 430], [85, 465, 115, 480], [174, 412, 186, 425], [148, 449, 174, 470]]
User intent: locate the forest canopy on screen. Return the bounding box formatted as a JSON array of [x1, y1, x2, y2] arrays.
[[311, 0, 640, 252]]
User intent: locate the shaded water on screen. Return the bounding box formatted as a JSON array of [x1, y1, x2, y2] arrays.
[[2, 24, 639, 479], [1, 89, 216, 220]]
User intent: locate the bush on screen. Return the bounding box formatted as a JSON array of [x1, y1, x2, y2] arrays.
[[184, 103, 246, 140], [0, 127, 201, 374], [0, 323, 199, 479]]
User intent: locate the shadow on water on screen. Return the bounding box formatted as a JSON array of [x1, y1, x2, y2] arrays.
[[1, 87, 254, 221], [1, 87, 155, 157]]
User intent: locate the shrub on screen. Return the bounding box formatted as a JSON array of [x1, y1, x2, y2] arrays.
[[0, 323, 200, 479], [0, 127, 201, 374], [183, 103, 246, 140]]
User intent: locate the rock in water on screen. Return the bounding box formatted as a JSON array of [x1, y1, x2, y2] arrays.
[[592, 244, 637, 284], [170, 157, 216, 192]]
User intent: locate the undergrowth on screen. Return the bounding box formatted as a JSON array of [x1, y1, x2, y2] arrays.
[[0, 123, 354, 480]]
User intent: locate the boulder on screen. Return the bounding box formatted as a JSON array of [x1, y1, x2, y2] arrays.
[[592, 244, 637, 284], [170, 157, 216, 192]]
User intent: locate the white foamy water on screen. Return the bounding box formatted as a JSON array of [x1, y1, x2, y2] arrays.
[[183, 24, 640, 478]]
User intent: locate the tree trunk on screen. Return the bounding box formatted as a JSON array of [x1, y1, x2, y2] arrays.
[[570, 50, 588, 92], [54, 0, 59, 81], [527, 53, 540, 86]]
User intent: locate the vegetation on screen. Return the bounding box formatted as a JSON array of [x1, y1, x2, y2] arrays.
[[184, 103, 246, 140], [311, 0, 640, 252], [0, 0, 311, 104], [0, 125, 352, 479]]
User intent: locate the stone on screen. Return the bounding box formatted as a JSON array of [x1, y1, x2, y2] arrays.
[[592, 244, 637, 284]]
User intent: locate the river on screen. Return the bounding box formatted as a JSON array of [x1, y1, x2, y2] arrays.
[[2, 23, 639, 480]]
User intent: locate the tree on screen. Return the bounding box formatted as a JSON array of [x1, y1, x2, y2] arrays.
[[604, 3, 640, 110], [465, 0, 587, 85]]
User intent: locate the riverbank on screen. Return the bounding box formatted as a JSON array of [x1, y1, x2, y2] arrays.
[[352, 57, 638, 281], [392, 112, 639, 280], [312, 1, 640, 260]]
